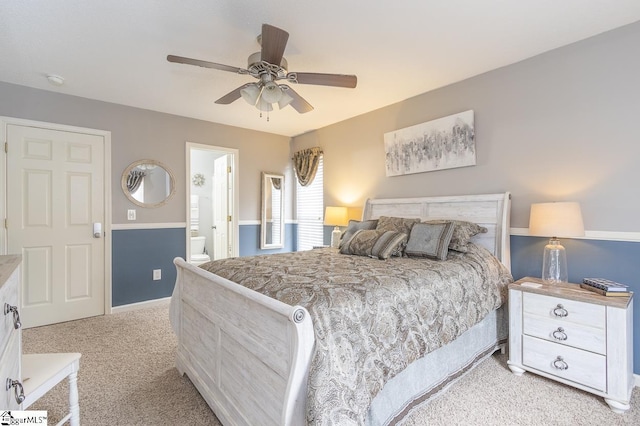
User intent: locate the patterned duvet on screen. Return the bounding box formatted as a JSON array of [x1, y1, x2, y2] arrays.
[[199, 244, 512, 425]]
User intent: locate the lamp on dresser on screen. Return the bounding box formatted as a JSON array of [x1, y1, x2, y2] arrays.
[[324, 206, 349, 248], [529, 201, 585, 283]]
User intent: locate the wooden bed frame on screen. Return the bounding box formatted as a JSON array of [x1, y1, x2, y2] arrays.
[[170, 192, 511, 426]]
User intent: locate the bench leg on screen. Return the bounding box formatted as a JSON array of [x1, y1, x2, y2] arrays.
[[68, 371, 80, 426]]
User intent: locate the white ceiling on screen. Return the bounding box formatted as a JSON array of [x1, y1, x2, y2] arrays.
[[1, 1, 639, 137]]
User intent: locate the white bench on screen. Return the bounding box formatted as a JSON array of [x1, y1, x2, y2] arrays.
[[22, 353, 81, 426]]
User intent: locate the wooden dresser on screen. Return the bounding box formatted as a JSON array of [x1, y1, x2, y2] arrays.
[[0, 255, 23, 409], [508, 277, 634, 413]]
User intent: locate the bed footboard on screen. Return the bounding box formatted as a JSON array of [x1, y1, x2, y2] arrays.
[[171, 258, 315, 426]]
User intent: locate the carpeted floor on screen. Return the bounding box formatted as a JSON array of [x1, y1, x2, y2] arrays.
[[22, 304, 639, 425]]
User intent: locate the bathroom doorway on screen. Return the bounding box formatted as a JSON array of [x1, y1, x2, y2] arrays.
[[186, 143, 239, 264]]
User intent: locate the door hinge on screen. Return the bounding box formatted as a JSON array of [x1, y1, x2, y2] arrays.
[[4, 219, 7, 229], [227, 166, 231, 173], [227, 215, 232, 222], [4, 142, 7, 153]]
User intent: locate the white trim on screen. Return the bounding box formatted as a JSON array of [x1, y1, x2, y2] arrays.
[[635, 374, 640, 388], [186, 142, 240, 260], [110, 296, 171, 314], [0, 116, 113, 318], [111, 222, 186, 230], [511, 228, 640, 243], [239, 219, 298, 226]]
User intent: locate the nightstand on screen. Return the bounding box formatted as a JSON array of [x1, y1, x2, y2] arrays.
[[508, 277, 634, 413]]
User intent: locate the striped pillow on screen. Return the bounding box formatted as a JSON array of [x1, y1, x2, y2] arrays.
[[423, 220, 487, 252], [339, 229, 407, 260]]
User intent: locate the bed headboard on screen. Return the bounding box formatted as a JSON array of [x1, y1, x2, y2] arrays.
[[363, 192, 511, 270]]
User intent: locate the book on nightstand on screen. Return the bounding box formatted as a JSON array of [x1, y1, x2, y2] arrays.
[[582, 277, 629, 292], [580, 283, 630, 297]]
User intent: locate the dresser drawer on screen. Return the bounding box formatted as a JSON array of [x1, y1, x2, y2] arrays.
[[522, 335, 606, 392], [0, 272, 20, 356], [0, 331, 22, 409], [523, 292, 605, 328], [523, 313, 606, 354]]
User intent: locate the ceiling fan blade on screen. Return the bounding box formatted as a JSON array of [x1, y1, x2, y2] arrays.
[[281, 85, 314, 113], [215, 84, 252, 104], [260, 24, 289, 65], [167, 55, 245, 74], [286, 72, 357, 88]]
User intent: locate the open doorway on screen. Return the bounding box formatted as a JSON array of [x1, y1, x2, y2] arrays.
[[186, 143, 239, 264]]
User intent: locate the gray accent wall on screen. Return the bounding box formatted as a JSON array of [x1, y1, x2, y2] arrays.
[[291, 22, 640, 232], [291, 22, 640, 374], [0, 81, 292, 223], [0, 80, 294, 312]]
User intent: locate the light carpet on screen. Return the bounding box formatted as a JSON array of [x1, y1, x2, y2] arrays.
[[22, 304, 638, 425]]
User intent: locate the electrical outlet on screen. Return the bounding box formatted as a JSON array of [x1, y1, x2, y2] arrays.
[[127, 209, 136, 220], [153, 269, 161, 280]]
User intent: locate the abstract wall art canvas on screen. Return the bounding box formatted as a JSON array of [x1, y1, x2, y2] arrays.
[[384, 110, 475, 176]]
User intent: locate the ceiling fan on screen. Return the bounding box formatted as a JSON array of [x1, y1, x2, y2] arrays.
[[167, 24, 357, 114]]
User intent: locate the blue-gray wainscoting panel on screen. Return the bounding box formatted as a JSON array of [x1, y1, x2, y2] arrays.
[[112, 228, 186, 306], [511, 235, 639, 374], [239, 223, 297, 256], [112, 228, 639, 374]]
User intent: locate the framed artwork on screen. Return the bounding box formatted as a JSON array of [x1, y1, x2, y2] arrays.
[[384, 110, 475, 177]]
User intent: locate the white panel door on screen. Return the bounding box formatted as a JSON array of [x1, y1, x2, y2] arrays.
[[6, 124, 105, 328], [212, 155, 229, 260]]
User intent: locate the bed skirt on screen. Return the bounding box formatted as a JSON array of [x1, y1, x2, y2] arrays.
[[367, 306, 508, 425]]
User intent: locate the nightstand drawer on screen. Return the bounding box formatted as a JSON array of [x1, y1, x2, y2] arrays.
[[523, 292, 605, 328], [523, 314, 606, 354], [522, 335, 606, 391]]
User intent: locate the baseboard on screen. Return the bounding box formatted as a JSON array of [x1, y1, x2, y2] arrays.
[[110, 297, 171, 314]]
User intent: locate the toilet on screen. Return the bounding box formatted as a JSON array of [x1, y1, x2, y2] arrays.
[[190, 235, 211, 266]]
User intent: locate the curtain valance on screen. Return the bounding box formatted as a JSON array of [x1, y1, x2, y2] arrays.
[[293, 147, 323, 187], [126, 170, 146, 193]]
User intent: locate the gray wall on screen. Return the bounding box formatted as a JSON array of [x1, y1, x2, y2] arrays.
[[291, 21, 640, 374], [291, 22, 640, 232], [0, 81, 291, 224]]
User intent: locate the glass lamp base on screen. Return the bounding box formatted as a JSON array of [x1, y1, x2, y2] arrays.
[[330, 226, 341, 248], [542, 238, 568, 284]]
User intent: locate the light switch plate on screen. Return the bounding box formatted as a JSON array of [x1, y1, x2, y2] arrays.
[[127, 209, 136, 220], [153, 269, 161, 280]]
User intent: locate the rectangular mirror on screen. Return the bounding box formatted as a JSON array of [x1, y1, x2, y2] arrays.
[[261, 172, 285, 249]]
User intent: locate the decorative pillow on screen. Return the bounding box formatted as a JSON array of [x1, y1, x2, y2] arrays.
[[339, 219, 378, 248], [405, 222, 456, 260], [339, 229, 407, 260], [375, 216, 421, 236], [423, 220, 488, 252]]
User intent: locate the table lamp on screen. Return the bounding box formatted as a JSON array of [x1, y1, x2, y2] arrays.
[[529, 202, 584, 283], [324, 206, 349, 248]]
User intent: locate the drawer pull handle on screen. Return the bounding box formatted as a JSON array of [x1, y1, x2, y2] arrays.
[[552, 327, 568, 341], [552, 304, 568, 318], [552, 356, 569, 371], [6, 378, 25, 404], [4, 303, 21, 329]]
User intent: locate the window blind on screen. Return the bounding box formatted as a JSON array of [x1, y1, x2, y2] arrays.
[[296, 156, 324, 251]]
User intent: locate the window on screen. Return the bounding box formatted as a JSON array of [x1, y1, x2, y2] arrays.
[[296, 155, 324, 250]]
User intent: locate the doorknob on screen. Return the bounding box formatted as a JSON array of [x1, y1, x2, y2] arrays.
[[93, 223, 102, 238], [211, 225, 217, 230]]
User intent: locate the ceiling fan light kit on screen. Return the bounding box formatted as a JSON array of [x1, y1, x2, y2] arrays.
[[168, 24, 357, 117]]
